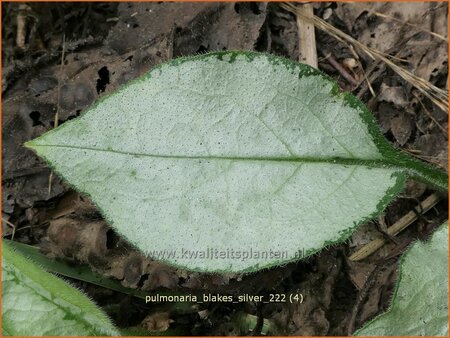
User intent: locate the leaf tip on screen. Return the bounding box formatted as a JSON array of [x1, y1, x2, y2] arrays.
[[23, 140, 36, 150]]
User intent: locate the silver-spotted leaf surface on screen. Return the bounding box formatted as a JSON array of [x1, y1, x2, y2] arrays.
[[25, 52, 447, 272], [355, 223, 448, 336], [2, 241, 120, 336]]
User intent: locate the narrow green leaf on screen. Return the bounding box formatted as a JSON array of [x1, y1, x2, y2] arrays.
[[2, 241, 120, 336], [355, 223, 448, 336], [25, 51, 447, 273], [4, 239, 149, 300]]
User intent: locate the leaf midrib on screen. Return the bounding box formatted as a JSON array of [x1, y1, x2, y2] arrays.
[[28, 143, 401, 170]]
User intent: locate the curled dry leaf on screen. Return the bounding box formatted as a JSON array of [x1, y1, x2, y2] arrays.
[[141, 312, 174, 332]]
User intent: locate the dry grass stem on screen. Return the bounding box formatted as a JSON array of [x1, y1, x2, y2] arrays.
[[281, 2, 448, 112], [349, 193, 442, 261]]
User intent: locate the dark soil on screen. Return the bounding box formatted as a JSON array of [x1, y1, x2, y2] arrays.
[[2, 2, 448, 336]]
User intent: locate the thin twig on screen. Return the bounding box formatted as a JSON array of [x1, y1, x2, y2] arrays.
[[296, 3, 318, 68], [349, 46, 376, 98], [48, 34, 66, 197], [322, 51, 359, 86], [2, 218, 33, 241], [356, 61, 385, 99], [2, 218, 16, 240], [349, 193, 442, 261]]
